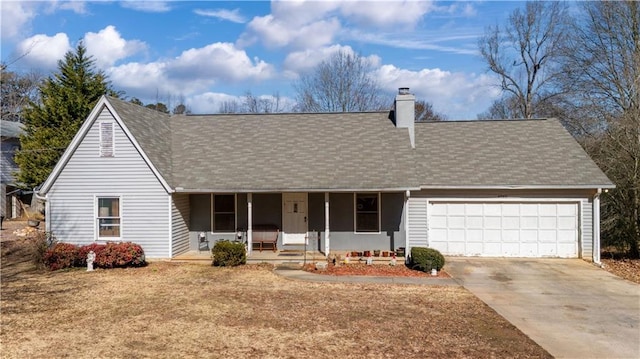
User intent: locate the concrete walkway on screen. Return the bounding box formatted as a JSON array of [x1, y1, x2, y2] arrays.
[[274, 268, 459, 286], [445, 257, 640, 359]]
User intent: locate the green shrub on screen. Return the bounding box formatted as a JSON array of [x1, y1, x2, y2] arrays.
[[212, 240, 246, 267], [44, 242, 79, 271], [410, 247, 445, 271]]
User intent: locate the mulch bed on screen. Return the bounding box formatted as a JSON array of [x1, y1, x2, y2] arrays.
[[303, 262, 450, 277]]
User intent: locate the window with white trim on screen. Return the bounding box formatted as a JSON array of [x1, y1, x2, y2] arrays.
[[355, 193, 380, 232], [99, 121, 114, 157], [97, 197, 120, 238], [213, 194, 235, 232]]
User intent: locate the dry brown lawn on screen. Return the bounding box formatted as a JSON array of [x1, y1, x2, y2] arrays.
[[1, 233, 550, 358]]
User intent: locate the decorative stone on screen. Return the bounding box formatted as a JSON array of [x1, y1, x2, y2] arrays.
[[315, 262, 328, 271]]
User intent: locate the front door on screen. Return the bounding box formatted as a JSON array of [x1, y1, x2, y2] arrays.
[[282, 192, 308, 244]]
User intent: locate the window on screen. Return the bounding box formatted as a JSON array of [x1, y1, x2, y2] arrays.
[[99, 122, 114, 157], [97, 197, 120, 238], [213, 194, 235, 232], [355, 193, 380, 232]]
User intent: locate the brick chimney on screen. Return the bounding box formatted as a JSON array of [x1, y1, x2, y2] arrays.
[[394, 87, 415, 148]]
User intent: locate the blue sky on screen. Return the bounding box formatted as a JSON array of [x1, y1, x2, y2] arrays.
[[1, 1, 526, 118]]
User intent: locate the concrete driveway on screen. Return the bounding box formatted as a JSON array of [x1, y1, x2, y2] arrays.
[[445, 258, 640, 359]]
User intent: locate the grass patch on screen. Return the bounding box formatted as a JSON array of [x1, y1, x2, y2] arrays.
[[1, 239, 550, 358]]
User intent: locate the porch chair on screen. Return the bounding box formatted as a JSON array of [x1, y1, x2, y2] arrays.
[[198, 232, 209, 252]]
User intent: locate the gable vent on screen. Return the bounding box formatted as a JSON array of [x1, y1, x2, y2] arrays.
[[99, 121, 114, 157]]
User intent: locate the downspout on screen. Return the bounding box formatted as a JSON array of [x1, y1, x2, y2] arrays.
[[593, 189, 602, 266], [33, 187, 50, 233]]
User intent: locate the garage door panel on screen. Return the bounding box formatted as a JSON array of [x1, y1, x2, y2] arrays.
[[428, 202, 578, 258], [484, 217, 501, 229], [449, 229, 465, 241], [502, 217, 520, 229], [539, 217, 557, 229], [502, 229, 520, 242], [539, 229, 558, 242], [448, 216, 465, 229], [521, 243, 538, 256], [484, 204, 501, 216], [467, 229, 483, 242], [484, 243, 501, 256], [502, 203, 520, 215], [466, 216, 483, 228], [521, 216, 538, 229], [558, 217, 576, 229], [466, 203, 483, 215], [539, 204, 557, 216], [447, 242, 466, 255], [430, 216, 447, 229], [448, 203, 465, 215]]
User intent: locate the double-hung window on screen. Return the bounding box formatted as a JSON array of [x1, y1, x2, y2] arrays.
[[355, 193, 380, 233], [97, 197, 120, 238], [213, 194, 235, 232]]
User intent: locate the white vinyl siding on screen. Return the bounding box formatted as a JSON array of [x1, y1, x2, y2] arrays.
[[47, 108, 170, 258], [171, 193, 190, 256], [408, 197, 428, 248], [582, 199, 593, 259]]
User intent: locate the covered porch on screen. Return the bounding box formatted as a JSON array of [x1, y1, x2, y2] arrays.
[[173, 191, 407, 259]]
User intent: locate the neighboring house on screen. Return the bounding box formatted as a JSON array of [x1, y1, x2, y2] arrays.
[[1, 120, 25, 220], [37, 89, 614, 262]]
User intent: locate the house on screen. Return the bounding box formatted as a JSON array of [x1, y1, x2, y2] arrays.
[[36, 89, 614, 263], [1, 120, 26, 221]]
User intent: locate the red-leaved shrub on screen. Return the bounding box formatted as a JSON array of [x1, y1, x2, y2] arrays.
[[76, 243, 107, 266], [44, 243, 79, 271], [95, 242, 146, 268]]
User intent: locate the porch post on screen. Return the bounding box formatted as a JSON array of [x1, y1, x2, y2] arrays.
[[247, 193, 253, 256], [324, 192, 330, 257], [404, 190, 410, 261], [593, 189, 601, 264]]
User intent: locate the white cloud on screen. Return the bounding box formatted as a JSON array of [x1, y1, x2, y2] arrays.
[[83, 26, 146, 68], [46, 1, 88, 14], [108, 42, 274, 99], [372, 64, 501, 119], [194, 8, 246, 23], [239, 14, 340, 50], [120, 1, 171, 13], [283, 45, 380, 79], [15, 33, 71, 70], [1, 1, 37, 40], [337, 1, 436, 27], [188, 92, 242, 114]]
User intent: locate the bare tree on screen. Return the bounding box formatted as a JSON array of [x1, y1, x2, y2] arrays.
[[243, 91, 285, 113], [478, 1, 571, 119], [218, 91, 286, 114], [293, 50, 387, 112], [415, 100, 446, 121], [0, 64, 42, 122], [560, 1, 640, 258]]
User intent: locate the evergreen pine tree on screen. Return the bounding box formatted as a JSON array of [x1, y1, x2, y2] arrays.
[[15, 43, 117, 188]]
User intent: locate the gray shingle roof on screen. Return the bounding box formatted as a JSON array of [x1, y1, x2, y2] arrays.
[[170, 112, 417, 191], [107, 97, 612, 191], [414, 119, 613, 188], [107, 97, 173, 186]]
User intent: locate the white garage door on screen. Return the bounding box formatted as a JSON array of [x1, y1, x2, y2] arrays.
[[429, 202, 578, 257]]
